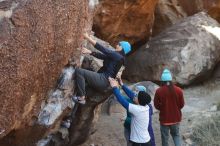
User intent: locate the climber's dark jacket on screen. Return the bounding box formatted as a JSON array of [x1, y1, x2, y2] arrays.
[[91, 43, 125, 78]]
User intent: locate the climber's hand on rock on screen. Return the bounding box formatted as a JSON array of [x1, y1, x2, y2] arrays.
[[109, 77, 119, 88], [83, 33, 97, 45], [82, 47, 92, 54], [83, 33, 90, 39]]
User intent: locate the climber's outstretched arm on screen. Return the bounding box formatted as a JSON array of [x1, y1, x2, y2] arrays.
[[83, 33, 122, 61], [94, 43, 122, 61], [91, 52, 107, 60]]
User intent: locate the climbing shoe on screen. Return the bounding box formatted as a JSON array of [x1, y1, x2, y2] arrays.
[[72, 96, 86, 105], [61, 119, 71, 128]]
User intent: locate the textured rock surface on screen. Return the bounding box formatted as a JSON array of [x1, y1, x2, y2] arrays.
[[153, 0, 220, 36], [124, 12, 220, 85], [0, 55, 110, 146], [93, 0, 158, 46], [31, 39, 114, 146], [0, 0, 91, 143], [152, 0, 187, 36]]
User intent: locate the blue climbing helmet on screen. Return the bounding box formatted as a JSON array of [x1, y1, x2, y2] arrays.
[[135, 85, 146, 92], [119, 41, 131, 55], [161, 69, 172, 81]]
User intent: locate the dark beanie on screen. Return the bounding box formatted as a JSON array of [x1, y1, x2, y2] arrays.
[[138, 91, 151, 106]]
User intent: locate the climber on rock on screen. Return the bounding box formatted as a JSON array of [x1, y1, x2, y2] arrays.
[[72, 33, 131, 104], [109, 77, 152, 146]]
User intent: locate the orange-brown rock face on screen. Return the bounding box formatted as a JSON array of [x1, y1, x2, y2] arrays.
[[208, 1, 220, 23], [0, 0, 91, 139], [153, 0, 220, 36], [93, 0, 158, 46], [179, 0, 219, 15]]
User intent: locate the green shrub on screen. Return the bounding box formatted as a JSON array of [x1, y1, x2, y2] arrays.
[[191, 114, 220, 146], [217, 101, 220, 111]]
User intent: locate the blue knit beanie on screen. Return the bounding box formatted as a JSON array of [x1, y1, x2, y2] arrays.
[[161, 69, 172, 81], [119, 41, 131, 55], [136, 85, 146, 92]]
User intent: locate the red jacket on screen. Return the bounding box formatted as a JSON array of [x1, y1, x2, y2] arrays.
[[154, 85, 184, 125]]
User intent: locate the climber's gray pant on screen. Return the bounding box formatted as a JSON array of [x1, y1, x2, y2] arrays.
[[75, 68, 109, 96]]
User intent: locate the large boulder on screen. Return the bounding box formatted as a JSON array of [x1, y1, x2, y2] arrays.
[[93, 0, 158, 46], [33, 39, 115, 146], [153, 0, 220, 36], [208, 4, 220, 23], [213, 63, 220, 81], [124, 12, 220, 86], [0, 0, 92, 144]]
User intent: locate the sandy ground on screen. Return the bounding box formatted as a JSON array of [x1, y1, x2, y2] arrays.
[[81, 80, 220, 146], [80, 113, 126, 146], [80, 110, 176, 146]]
